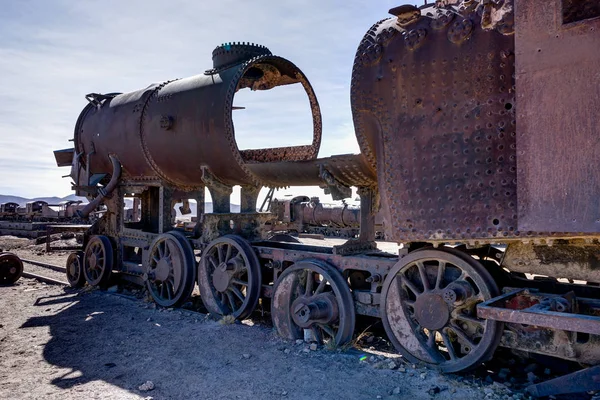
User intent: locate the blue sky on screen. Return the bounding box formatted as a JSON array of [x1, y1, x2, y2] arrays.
[[0, 0, 418, 201]]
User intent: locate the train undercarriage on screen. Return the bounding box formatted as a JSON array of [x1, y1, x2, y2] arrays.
[[58, 180, 600, 398]]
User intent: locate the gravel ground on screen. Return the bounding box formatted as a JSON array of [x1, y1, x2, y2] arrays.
[[0, 277, 523, 400], [0, 236, 590, 400]]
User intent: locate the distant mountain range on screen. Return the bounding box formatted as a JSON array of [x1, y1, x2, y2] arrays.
[[0, 194, 87, 206], [0, 194, 239, 215]]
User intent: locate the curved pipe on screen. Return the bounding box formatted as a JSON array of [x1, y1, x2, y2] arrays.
[[78, 155, 121, 218]]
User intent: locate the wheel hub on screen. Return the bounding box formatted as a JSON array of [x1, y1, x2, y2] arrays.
[[9, 267, 16, 275], [155, 258, 170, 282], [291, 294, 338, 328], [68, 264, 76, 276], [413, 293, 450, 331], [212, 263, 231, 292]]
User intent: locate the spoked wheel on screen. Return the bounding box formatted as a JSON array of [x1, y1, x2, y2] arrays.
[[0, 252, 23, 285], [198, 235, 261, 320], [380, 248, 502, 373], [83, 235, 114, 287], [145, 231, 196, 307], [66, 251, 86, 288], [272, 259, 355, 347]]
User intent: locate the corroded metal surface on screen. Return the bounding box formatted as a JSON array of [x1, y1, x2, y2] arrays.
[[351, 2, 518, 243], [515, 0, 600, 232], [477, 288, 600, 335], [503, 240, 600, 283], [245, 153, 376, 188], [72, 43, 321, 191], [526, 365, 600, 398]]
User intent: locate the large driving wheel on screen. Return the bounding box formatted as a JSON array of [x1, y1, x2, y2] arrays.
[[83, 235, 114, 287], [66, 251, 86, 288], [198, 235, 261, 320], [145, 231, 196, 307], [0, 252, 23, 285], [380, 247, 502, 372], [272, 259, 355, 346]]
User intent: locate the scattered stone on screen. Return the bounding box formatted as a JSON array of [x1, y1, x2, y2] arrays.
[[387, 361, 397, 370], [309, 343, 318, 351], [392, 387, 401, 395], [107, 285, 118, 293], [146, 318, 152, 322], [303, 348, 310, 353], [484, 388, 494, 396], [376, 396, 382, 399], [296, 339, 304, 345], [420, 372, 427, 380], [498, 368, 511, 381], [373, 361, 387, 370], [283, 349, 291, 354], [369, 356, 377, 363], [526, 371, 538, 383], [398, 366, 406, 373], [524, 363, 538, 374], [281, 391, 288, 396], [427, 386, 441, 396], [138, 381, 155, 392], [242, 354, 251, 359]]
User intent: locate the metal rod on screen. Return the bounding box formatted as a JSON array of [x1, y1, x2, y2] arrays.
[[477, 289, 600, 335], [21, 258, 66, 273], [21, 272, 68, 286]]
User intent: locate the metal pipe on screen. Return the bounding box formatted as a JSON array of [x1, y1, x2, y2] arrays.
[[78, 154, 121, 218]]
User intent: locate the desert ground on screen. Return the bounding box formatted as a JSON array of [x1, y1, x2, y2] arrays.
[[0, 236, 594, 400]]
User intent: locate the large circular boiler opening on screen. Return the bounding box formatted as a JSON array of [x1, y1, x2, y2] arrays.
[[233, 82, 314, 150], [233, 83, 313, 150], [230, 57, 321, 164]]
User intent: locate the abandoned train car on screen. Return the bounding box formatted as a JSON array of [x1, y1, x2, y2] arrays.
[[54, 0, 600, 390]]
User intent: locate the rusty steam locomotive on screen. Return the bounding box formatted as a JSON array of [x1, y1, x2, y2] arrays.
[[53, 0, 600, 392]]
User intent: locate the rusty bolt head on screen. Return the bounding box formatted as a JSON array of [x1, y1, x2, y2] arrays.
[[160, 115, 174, 130]]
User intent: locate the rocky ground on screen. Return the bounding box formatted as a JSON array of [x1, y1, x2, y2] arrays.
[[0, 236, 596, 400]]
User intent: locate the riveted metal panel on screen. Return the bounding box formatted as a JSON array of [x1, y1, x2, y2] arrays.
[[351, 3, 517, 242], [516, 0, 600, 232]]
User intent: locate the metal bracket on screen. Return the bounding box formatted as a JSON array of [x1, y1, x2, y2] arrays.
[[319, 166, 352, 200], [85, 93, 118, 109], [477, 288, 600, 335]]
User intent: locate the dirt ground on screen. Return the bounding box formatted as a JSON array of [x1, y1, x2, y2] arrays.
[[0, 236, 552, 400]]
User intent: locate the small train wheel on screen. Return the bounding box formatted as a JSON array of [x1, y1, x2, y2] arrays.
[[0, 252, 23, 285], [83, 235, 114, 287], [380, 247, 502, 373], [66, 251, 86, 288], [198, 235, 261, 320], [145, 232, 196, 308], [271, 259, 355, 347]]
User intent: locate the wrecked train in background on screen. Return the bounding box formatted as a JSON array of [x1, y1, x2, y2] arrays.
[[54, 0, 600, 395]]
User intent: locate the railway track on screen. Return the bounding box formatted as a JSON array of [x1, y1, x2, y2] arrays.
[[21, 258, 68, 286]]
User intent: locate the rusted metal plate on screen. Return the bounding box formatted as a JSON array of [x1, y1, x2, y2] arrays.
[[516, 0, 600, 232], [351, 3, 517, 242]]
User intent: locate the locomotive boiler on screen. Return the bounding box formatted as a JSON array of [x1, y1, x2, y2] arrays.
[[54, 0, 600, 395]]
